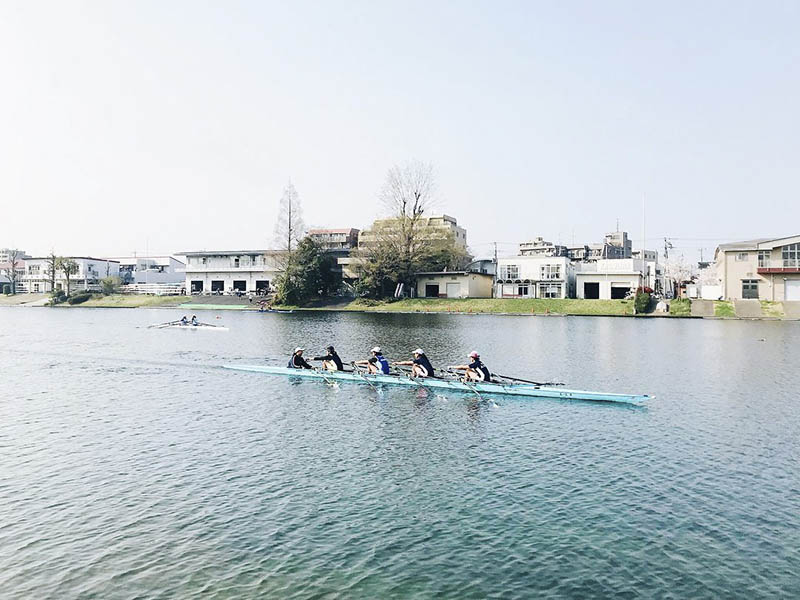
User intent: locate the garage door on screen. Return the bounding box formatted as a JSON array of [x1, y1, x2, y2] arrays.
[[446, 283, 461, 298], [787, 280, 800, 301]]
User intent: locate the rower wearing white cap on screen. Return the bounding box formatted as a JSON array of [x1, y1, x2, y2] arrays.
[[287, 347, 312, 369], [394, 348, 435, 378], [450, 351, 491, 382], [354, 346, 390, 374]]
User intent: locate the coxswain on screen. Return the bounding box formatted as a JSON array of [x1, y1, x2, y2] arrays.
[[354, 346, 390, 374], [394, 348, 435, 378], [313, 345, 344, 371], [450, 351, 491, 382], [288, 347, 312, 369]]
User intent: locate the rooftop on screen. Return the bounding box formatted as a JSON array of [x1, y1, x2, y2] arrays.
[[180, 250, 283, 256]]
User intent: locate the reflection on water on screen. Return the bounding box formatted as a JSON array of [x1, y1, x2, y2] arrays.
[[0, 307, 799, 598]]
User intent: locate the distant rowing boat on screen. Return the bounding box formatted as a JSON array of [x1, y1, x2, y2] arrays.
[[223, 365, 652, 405], [258, 309, 294, 314], [150, 322, 229, 331]]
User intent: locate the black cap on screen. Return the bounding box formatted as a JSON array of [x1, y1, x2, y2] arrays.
[[326, 345, 335, 351]]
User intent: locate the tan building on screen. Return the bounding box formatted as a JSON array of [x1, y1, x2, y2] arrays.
[[358, 214, 467, 250], [714, 236, 800, 301], [415, 271, 494, 298]]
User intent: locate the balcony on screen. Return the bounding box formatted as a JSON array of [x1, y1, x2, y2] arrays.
[[757, 260, 800, 274]]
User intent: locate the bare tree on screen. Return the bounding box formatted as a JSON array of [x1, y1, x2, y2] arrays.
[[46, 252, 58, 292], [377, 160, 438, 289], [59, 258, 78, 296], [272, 182, 306, 268], [6, 249, 22, 294]]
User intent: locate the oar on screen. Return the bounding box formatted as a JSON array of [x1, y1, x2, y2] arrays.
[[494, 373, 564, 387], [148, 319, 181, 329], [444, 368, 486, 402], [350, 361, 380, 392], [391, 365, 436, 393], [312, 367, 338, 387]]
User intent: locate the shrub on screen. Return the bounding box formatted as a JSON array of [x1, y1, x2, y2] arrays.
[[50, 290, 67, 305], [67, 292, 93, 305], [634, 291, 651, 314]]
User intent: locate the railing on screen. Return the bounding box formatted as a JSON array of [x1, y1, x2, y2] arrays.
[[757, 260, 800, 273]]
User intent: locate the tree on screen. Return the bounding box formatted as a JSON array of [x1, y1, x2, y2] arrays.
[[354, 161, 471, 297], [46, 252, 58, 292], [58, 258, 78, 297], [100, 276, 121, 295], [6, 249, 22, 294], [272, 182, 306, 268], [274, 237, 339, 305]]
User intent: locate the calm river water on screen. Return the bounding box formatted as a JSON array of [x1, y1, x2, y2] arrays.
[[0, 307, 798, 598]]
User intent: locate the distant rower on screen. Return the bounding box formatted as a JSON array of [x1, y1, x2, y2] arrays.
[[288, 347, 312, 369], [180, 315, 188, 325], [450, 351, 491, 382], [313, 346, 344, 371], [394, 348, 434, 378], [191, 315, 198, 326], [354, 346, 390, 374]]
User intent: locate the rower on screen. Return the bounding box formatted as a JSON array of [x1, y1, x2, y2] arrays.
[[288, 347, 312, 369], [450, 351, 491, 382], [394, 348, 435, 378], [191, 315, 198, 326], [313, 345, 344, 371], [179, 315, 188, 325], [354, 346, 390, 374]]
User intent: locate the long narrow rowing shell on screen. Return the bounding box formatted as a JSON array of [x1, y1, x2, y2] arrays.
[[223, 365, 652, 405], [156, 323, 229, 331]]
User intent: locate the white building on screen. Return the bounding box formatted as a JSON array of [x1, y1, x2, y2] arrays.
[[182, 250, 283, 294], [575, 258, 646, 299], [631, 249, 664, 293], [106, 256, 185, 285], [19, 257, 120, 294], [495, 256, 575, 298]]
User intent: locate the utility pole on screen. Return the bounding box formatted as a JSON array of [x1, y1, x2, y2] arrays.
[[493, 242, 498, 298]]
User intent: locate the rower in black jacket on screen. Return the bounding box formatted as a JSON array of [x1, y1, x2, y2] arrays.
[[313, 346, 344, 371], [288, 347, 312, 369]]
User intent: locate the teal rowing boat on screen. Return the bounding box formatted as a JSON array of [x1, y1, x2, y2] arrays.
[[223, 365, 652, 405]]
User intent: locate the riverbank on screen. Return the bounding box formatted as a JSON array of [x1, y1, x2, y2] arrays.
[[3, 294, 799, 319]]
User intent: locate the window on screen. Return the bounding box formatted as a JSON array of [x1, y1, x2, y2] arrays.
[[758, 251, 770, 267], [540, 264, 561, 280], [517, 285, 529, 296], [202, 257, 207, 265], [234, 257, 240, 268], [539, 283, 561, 298], [742, 279, 759, 299], [783, 243, 799, 268], [500, 264, 519, 280], [735, 252, 749, 261]]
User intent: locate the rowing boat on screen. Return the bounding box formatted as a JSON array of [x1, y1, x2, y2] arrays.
[[222, 365, 652, 405], [153, 323, 229, 331]]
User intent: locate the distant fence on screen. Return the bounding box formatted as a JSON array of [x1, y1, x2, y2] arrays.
[[121, 283, 185, 296]]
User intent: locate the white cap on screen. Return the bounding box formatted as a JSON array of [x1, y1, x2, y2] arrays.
[[413, 348, 424, 355], [294, 347, 305, 353], [469, 351, 479, 358], [371, 346, 381, 353]]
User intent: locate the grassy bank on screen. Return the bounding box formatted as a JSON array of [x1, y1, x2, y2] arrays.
[[667, 298, 692, 317], [714, 301, 735, 317], [280, 297, 636, 316], [74, 294, 184, 308], [0, 293, 49, 306]]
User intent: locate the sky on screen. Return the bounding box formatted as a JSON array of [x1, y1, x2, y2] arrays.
[[1, 0, 798, 261]]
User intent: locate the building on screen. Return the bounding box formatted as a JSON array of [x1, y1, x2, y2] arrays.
[[575, 258, 648, 299], [519, 238, 567, 257], [0, 248, 30, 262], [632, 249, 664, 293], [308, 229, 360, 252], [495, 256, 574, 298], [107, 256, 185, 285], [566, 231, 632, 261], [416, 271, 494, 298], [358, 214, 467, 250], [713, 236, 800, 301], [182, 250, 283, 294], [19, 257, 120, 293]]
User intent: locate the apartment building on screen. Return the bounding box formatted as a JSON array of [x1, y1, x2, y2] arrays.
[[19, 257, 120, 293], [358, 215, 467, 250], [713, 236, 800, 301], [308, 229, 360, 252], [495, 256, 574, 298]]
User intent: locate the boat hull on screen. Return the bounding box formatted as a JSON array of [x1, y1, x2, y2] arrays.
[[223, 365, 651, 405], [159, 324, 229, 331]]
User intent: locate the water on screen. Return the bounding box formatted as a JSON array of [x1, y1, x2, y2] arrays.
[[0, 307, 798, 598]]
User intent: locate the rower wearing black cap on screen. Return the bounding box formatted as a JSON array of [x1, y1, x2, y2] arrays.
[[313, 346, 344, 371]]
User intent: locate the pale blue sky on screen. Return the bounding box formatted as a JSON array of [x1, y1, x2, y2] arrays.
[[1, 1, 798, 260]]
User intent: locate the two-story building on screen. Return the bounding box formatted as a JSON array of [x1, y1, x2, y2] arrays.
[[575, 258, 646, 299], [308, 229, 360, 252], [714, 236, 800, 301], [19, 257, 120, 293], [495, 256, 575, 298], [182, 250, 283, 294], [107, 256, 185, 286]]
